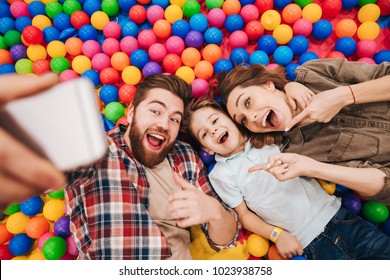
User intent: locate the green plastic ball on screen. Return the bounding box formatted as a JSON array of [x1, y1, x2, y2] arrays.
[[47, 189, 65, 199], [101, 0, 120, 17], [294, 0, 313, 8], [0, 36, 7, 49], [42, 236, 67, 260], [63, 0, 82, 15], [3, 203, 20, 216], [205, 0, 224, 9], [4, 30, 22, 48], [362, 200, 389, 224], [15, 58, 33, 74], [104, 102, 125, 122], [45, 2, 63, 19], [358, 0, 377, 7], [50, 56, 70, 74], [183, 0, 201, 18]]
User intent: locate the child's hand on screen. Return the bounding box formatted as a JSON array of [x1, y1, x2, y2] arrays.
[[284, 82, 315, 111], [275, 231, 304, 259]]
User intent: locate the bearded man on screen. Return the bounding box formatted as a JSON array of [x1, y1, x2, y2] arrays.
[[65, 74, 239, 260]]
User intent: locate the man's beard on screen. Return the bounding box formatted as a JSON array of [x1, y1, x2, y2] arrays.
[[129, 118, 175, 168]]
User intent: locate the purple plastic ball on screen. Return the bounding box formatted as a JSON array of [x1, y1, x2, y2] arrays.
[[142, 61, 162, 77], [198, 149, 215, 165], [342, 192, 362, 215], [10, 44, 27, 61], [185, 30, 204, 49], [54, 216, 71, 238]]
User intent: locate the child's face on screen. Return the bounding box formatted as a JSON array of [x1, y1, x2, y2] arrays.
[[190, 107, 246, 157]]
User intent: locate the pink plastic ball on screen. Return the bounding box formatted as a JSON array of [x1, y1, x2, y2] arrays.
[[267, 63, 280, 70], [10, 1, 29, 18], [356, 39, 378, 58], [120, 36, 139, 55], [165, 36, 185, 55], [240, 4, 259, 23], [207, 8, 226, 28], [92, 53, 111, 71], [191, 78, 210, 98], [60, 69, 79, 82], [147, 5, 165, 24], [137, 29, 157, 49], [82, 40, 101, 59], [326, 51, 345, 59], [103, 22, 122, 39], [293, 18, 313, 37], [148, 43, 167, 62], [60, 252, 74, 260], [229, 30, 249, 49], [102, 38, 120, 57], [38, 232, 56, 250], [66, 237, 78, 256], [358, 57, 376, 64]]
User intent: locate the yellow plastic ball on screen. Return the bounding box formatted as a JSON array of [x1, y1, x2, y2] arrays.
[[302, 3, 322, 23], [41, 0, 59, 4], [246, 234, 269, 257], [72, 55, 92, 74], [91, 11, 110, 30], [47, 40, 67, 58], [6, 212, 30, 234], [358, 4, 380, 23], [27, 44, 47, 61], [23, 0, 35, 4], [12, 256, 29, 260], [28, 250, 47, 260], [122, 66, 142, 85], [32, 15, 52, 30], [43, 199, 65, 222], [164, 4, 183, 24], [317, 179, 336, 195], [261, 10, 281, 31], [176, 65, 195, 84], [357, 21, 380, 40], [273, 24, 293, 45], [170, 0, 186, 7]]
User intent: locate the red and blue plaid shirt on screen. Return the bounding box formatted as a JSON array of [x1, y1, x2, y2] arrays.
[[65, 126, 238, 259]]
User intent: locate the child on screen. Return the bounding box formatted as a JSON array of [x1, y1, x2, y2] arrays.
[[182, 97, 390, 260]]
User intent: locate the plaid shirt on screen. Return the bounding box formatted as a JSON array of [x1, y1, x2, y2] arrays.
[[65, 126, 239, 260]]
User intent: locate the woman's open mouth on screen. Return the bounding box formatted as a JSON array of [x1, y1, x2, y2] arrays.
[[262, 110, 280, 129]]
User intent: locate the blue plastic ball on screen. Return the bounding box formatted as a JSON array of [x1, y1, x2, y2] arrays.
[[130, 49, 149, 69], [291, 256, 308, 260], [273, 46, 293, 66], [0, 3, 12, 18], [53, 13, 71, 31], [101, 114, 116, 132], [83, 0, 101, 16], [152, 0, 170, 9], [81, 69, 100, 87], [274, 0, 292, 9], [204, 27, 223, 45], [172, 19, 190, 39], [198, 149, 215, 165], [380, 217, 390, 236], [373, 50, 390, 64], [230, 48, 249, 65], [342, 192, 362, 215], [142, 61, 162, 77], [214, 59, 234, 74], [285, 63, 300, 81], [239, 0, 255, 4], [0, 17, 15, 35], [288, 36, 309, 56], [335, 37, 357, 57], [28, 1, 46, 17], [225, 14, 245, 33], [20, 196, 44, 216], [78, 24, 98, 41], [0, 64, 16, 74], [189, 14, 208, 33], [118, 0, 136, 12], [207, 162, 216, 174], [257, 35, 277, 55], [60, 27, 78, 42], [15, 17, 32, 33], [312, 19, 332, 40], [121, 20, 139, 37], [249, 50, 269, 65], [298, 51, 319, 64], [185, 30, 204, 49], [100, 85, 119, 104], [8, 233, 33, 256], [335, 184, 350, 196], [342, 0, 359, 9], [42, 26, 61, 43]]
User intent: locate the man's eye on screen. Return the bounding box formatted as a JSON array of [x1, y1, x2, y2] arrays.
[[151, 110, 159, 115], [245, 98, 250, 108], [171, 118, 180, 124]]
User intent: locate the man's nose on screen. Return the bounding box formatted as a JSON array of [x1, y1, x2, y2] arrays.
[[157, 117, 169, 130]]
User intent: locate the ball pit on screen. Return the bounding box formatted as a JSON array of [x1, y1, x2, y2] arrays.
[[0, 0, 389, 263]]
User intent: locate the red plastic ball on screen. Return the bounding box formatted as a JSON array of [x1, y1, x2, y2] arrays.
[[129, 4, 147, 24], [119, 84, 136, 104], [244, 20, 265, 41], [326, 51, 345, 59], [162, 53, 182, 74], [0, 245, 14, 260], [254, 0, 274, 15], [100, 67, 120, 85], [32, 59, 51, 75], [322, 0, 342, 18], [22, 26, 43, 45], [377, 0, 390, 16], [70, 11, 90, 29]]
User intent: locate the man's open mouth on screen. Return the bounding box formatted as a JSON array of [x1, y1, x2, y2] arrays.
[[146, 133, 166, 150]]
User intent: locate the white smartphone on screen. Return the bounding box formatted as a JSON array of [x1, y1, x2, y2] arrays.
[[0, 78, 108, 171]]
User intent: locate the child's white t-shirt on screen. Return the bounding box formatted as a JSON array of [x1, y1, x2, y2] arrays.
[[209, 142, 341, 249]]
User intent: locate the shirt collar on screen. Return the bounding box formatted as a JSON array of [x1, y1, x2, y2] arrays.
[[215, 141, 258, 163]]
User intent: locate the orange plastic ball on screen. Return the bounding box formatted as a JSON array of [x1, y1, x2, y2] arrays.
[[326, 51, 345, 59], [282, 3, 302, 24], [194, 60, 214, 80], [202, 44, 223, 64], [27, 44, 47, 61], [111, 52, 130, 71], [25, 216, 50, 239], [335, 19, 357, 38], [267, 244, 288, 260], [246, 234, 269, 257], [153, 19, 171, 39], [0, 223, 13, 245], [222, 0, 241, 16], [65, 37, 83, 56], [0, 49, 13, 65], [181, 47, 201, 67]]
